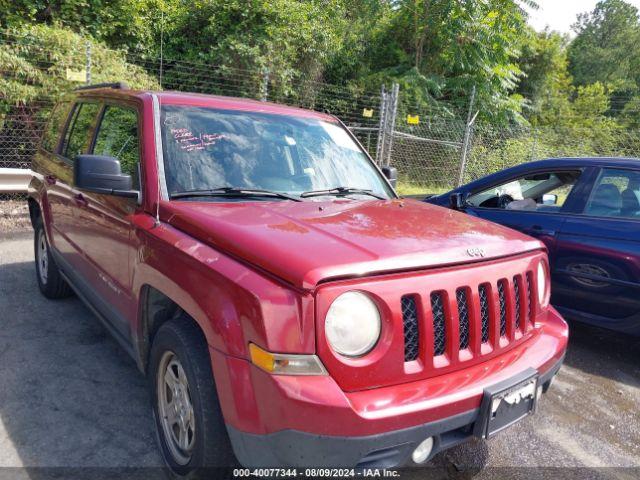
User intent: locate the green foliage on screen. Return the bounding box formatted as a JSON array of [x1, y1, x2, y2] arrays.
[[0, 0, 540, 125], [2, 0, 640, 136], [155, 0, 347, 86], [346, 0, 536, 122], [0, 24, 157, 167], [517, 29, 574, 125], [568, 0, 640, 89], [0, 24, 157, 108], [621, 96, 640, 128], [0, 0, 156, 52]]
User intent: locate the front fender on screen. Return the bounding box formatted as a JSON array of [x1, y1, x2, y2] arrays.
[[131, 214, 315, 360]]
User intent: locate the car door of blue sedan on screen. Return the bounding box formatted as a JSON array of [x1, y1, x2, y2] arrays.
[[553, 167, 640, 335]]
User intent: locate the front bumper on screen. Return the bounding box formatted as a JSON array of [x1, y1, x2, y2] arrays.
[[210, 308, 568, 468], [226, 356, 563, 468]]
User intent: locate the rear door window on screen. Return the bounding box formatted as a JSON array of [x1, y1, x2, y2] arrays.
[[62, 102, 101, 162], [584, 168, 640, 219]]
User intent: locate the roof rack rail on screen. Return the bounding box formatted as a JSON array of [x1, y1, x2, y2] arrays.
[[74, 82, 130, 91]]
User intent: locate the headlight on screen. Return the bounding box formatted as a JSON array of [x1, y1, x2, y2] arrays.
[[537, 262, 549, 306], [325, 291, 381, 357]]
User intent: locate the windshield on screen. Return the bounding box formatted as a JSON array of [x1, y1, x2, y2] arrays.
[[160, 106, 394, 200]]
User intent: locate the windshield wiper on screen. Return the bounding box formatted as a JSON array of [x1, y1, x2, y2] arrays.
[[170, 187, 303, 202], [300, 187, 386, 200]]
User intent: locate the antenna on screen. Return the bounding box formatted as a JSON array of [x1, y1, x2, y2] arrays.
[[159, 7, 165, 89]]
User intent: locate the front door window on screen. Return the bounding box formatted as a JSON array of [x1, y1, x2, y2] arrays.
[[467, 170, 582, 212], [63, 102, 101, 162], [92, 105, 141, 189]]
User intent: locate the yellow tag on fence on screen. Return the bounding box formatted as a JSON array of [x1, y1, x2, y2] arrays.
[[66, 68, 87, 82], [407, 115, 420, 125], [362, 108, 374, 118]]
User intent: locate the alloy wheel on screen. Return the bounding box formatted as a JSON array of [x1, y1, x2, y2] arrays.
[[37, 229, 48, 285], [157, 351, 196, 465]]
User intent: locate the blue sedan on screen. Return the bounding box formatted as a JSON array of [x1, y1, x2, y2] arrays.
[[427, 158, 640, 335]]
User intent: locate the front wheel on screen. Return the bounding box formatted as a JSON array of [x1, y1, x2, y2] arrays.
[[149, 318, 235, 476], [33, 217, 72, 299]]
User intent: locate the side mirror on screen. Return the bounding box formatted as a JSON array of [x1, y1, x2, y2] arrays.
[[449, 192, 467, 211], [381, 166, 398, 188], [74, 155, 139, 200], [542, 194, 558, 205]]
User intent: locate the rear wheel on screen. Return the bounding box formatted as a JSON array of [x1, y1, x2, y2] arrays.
[[34, 217, 72, 299], [149, 318, 235, 476]]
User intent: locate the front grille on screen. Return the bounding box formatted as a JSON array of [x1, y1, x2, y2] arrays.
[[402, 296, 419, 362], [498, 280, 508, 337], [400, 270, 535, 363], [456, 288, 470, 350], [513, 276, 521, 330], [479, 284, 490, 343], [431, 293, 446, 356]]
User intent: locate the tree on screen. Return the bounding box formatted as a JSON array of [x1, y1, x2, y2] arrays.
[[0, 24, 157, 167], [517, 29, 574, 125], [151, 0, 348, 82], [350, 0, 538, 123], [0, 0, 158, 53], [568, 0, 640, 89]]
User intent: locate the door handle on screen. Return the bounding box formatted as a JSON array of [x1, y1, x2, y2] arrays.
[[45, 175, 56, 185], [73, 193, 88, 208], [531, 225, 556, 236]]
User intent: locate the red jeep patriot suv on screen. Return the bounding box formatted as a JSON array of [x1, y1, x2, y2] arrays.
[[28, 83, 568, 473]]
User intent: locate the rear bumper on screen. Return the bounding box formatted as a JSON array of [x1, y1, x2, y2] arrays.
[[226, 356, 563, 468], [210, 308, 568, 467]]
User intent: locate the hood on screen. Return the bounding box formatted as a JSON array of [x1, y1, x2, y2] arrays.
[[161, 199, 544, 289]]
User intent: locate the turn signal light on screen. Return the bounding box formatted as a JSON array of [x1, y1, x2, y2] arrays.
[[249, 344, 327, 376]]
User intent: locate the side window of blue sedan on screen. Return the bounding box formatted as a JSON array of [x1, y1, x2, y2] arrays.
[[467, 170, 582, 212], [585, 169, 640, 219]]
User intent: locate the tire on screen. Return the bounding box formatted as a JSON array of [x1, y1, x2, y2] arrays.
[[33, 216, 73, 299], [149, 317, 236, 477]]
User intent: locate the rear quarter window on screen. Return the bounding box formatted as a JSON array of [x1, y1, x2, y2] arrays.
[[41, 101, 72, 153]]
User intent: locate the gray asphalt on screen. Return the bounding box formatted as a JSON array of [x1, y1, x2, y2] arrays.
[[0, 228, 639, 479]]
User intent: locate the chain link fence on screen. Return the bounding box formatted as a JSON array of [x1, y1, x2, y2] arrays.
[[387, 114, 640, 194], [1, 28, 640, 204], [462, 123, 640, 185]]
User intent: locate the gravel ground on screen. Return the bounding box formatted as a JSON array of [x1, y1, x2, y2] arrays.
[[0, 228, 638, 479], [0, 200, 30, 233]]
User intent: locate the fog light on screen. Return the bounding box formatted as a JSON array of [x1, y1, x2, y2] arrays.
[[412, 437, 434, 464]]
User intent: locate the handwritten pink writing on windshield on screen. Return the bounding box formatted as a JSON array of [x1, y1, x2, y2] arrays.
[[172, 128, 225, 152]]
